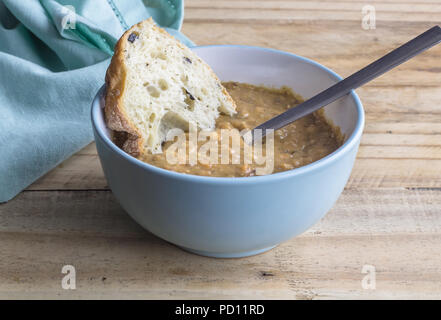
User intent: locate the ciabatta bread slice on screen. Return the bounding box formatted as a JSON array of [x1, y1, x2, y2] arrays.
[[105, 18, 236, 156]]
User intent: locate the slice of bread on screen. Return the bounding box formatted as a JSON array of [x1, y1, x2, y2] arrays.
[[105, 18, 236, 156]]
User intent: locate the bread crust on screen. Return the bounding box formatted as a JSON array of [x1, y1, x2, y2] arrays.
[[104, 18, 236, 157], [105, 20, 150, 157]]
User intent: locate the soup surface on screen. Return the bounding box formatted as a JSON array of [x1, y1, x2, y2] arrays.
[[136, 82, 344, 177]]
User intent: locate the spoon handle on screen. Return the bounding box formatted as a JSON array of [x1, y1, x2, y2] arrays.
[[254, 25, 441, 137]]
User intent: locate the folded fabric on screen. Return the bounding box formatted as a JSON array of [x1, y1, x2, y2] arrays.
[[0, 0, 194, 202]]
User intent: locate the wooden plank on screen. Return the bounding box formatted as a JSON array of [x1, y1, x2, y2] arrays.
[[210, 0, 441, 3], [187, 0, 441, 14], [358, 146, 441, 159], [1, 189, 440, 299], [365, 113, 441, 134], [358, 86, 441, 115], [348, 159, 441, 188], [187, 0, 441, 6], [27, 141, 441, 191], [361, 134, 441, 146], [184, 8, 441, 23], [3, 188, 441, 236]]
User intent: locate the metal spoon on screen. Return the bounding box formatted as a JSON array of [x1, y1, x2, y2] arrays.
[[252, 25, 441, 141]]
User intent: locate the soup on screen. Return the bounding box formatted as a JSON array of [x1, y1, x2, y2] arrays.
[[135, 82, 343, 177]]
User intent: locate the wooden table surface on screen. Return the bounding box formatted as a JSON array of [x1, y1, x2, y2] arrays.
[[1, 0, 440, 299]]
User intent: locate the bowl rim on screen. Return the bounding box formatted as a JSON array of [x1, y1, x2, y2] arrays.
[[91, 44, 365, 185]]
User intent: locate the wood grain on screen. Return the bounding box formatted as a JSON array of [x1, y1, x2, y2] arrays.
[[1, 189, 440, 299], [184, 1, 441, 23], [2, 0, 441, 299], [27, 140, 441, 190]]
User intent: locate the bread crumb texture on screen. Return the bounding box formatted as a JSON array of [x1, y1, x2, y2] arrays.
[[105, 18, 236, 156]]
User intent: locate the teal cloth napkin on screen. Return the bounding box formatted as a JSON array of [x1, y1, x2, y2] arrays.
[[0, 0, 194, 202]]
